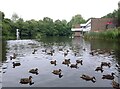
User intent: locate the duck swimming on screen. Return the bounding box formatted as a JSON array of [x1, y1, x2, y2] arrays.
[[102, 73, 115, 80], [29, 68, 38, 75], [80, 74, 96, 83], [101, 62, 111, 68], [13, 62, 21, 68], [52, 69, 63, 78], [95, 65, 103, 73], [112, 80, 120, 89], [50, 60, 57, 66], [20, 76, 34, 85], [70, 63, 78, 69], [76, 60, 83, 65]]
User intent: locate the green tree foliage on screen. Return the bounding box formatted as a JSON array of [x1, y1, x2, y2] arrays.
[[102, 10, 118, 18], [69, 14, 86, 28], [1, 12, 83, 39]]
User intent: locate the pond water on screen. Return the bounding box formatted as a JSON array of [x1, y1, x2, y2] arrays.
[[1, 37, 120, 87]]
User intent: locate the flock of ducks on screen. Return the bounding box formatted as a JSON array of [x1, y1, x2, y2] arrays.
[[7, 46, 120, 88]]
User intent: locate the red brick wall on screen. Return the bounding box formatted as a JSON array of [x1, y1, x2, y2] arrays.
[[91, 18, 118, 32]]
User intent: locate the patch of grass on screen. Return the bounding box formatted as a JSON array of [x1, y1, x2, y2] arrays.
[[84, 28, 120, 41]]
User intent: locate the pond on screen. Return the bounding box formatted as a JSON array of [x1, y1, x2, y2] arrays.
[[1, 37, 120, 88]]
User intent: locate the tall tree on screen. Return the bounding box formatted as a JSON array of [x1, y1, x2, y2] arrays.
[[11, 13, 19, 22], [69, 14, 86, 28]]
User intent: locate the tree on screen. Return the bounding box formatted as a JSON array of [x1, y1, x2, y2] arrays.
[[69, 14, 86, 28], [11, 13, 19, 22], [0, 11, 5, 21]]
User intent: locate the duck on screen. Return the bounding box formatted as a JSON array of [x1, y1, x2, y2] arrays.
[[10, 53, 16, 60], [101, 62, 111, 68], [74, 52, 77, 56], [29, 68, 38, 75], [89, 51, 94, 56], [52, 69, 63, 78], [46, 50, 53, 56], [62, 60, 70, 66], [95, 65, 103, 73], [52, 69, 61, 75], [32, 49, 37, 54], [83, 48, 86, 51], [50, 60, 57, 66], [76, 60, 83, 65], [64, 52, 68, 57], [64, 59, 71, 63], [112, 80, 120, 89], [70, 63, 78, 69], [20, 76, 34, 85], [13, 62, 21, 68], [80, 74, 96, 83], [59, 48, 63, 51], [102, 73, 115, 80]]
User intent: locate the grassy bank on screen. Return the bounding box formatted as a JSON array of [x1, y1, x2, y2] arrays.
[[84, 28, 120, 41]]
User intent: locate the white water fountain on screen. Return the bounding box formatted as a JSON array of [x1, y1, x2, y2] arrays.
[[16, 29, 20, 40]]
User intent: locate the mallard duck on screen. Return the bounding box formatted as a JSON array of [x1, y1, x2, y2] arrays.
[[13, 53, 16, 59], [80, 74, 96, 83], [101, 62, 111, 68], [112, 80, 120, 89], [29, 68, 38, 75], [20, 76, 34, 85], [50, 60, 57, 66], [32, 49, 37, 54], [70, 63, 78, 69], [52, 69, 61, 75], [10, 53, 16, 60], [76, 60, 83, 65], [64, 52, 68, 56], [62, 61, 70, 66], [13, 62, 21, 68], [95, 66, 103, 72], [89, 51, 94, 56], [64, 59, 71, 63], [52, 69, 63, 78], [102, 73, 115, 80]]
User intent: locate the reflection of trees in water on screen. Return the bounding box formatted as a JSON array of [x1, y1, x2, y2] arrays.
[[89, 39, 120, 64]]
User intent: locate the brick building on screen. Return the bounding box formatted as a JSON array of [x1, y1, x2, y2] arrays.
[[71, 18, 118, 37]]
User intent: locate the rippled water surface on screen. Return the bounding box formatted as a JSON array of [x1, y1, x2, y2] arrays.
[[2, 37, 120, 87]]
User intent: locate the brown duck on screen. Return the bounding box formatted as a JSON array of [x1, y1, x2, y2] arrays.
[[102, 73, 115, 80], [20, 76, 34, 85], [50, 60, 57, 66], [112, 80, 120, 89], [101, 62, 111, 68], [76, 60, 83, 65], [70, 63, 78, 69], [52, 69, 63, 78], [13, 62, 21, 68], [80, 74, 96, 83], [95, 65, 103, 73], [29, 68, 38, 75]]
